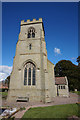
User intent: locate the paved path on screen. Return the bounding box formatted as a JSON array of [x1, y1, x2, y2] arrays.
[[2, 93, 79, 108], [13, 106, 31, 119], [11, 93, 80, 119]]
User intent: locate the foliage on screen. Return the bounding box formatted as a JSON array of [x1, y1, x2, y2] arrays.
[[0, 91, 8, 99], [0, 91, 8, 96], [70, 91, 80, 95], [54, 60, 80, 91], [76, 56, 80, 67], [6, 117, 15, 120], [5, 75, 10, 88], [20, 107, 26, 111], [1, 75, 10, 90], [22, 104, 79, 118]]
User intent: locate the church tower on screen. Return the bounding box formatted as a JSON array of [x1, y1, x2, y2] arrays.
[[7, 18, 56, 103]]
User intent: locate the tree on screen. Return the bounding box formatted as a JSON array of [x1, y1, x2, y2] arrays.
[[76, 56, 80, 67], [55, 60, 80, 91], [5, 75, 10, 88]]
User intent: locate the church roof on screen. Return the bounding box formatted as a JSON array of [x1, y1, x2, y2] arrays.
[[0, 85, 8, 89], [47, 59, 54, 65], [55, 77, 67, 85]]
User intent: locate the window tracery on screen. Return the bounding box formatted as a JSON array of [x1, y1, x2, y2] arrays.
[[27, 27, 35, 38], [24, 62, 36, 86]]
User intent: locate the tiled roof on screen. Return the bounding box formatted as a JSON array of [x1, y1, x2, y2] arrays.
[[0, 85, 8, 89], [55, 77, 67, 85]]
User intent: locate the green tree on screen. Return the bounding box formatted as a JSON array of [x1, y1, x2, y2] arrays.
[[76, 56, 80, 67], [5, 75, 10, 88]]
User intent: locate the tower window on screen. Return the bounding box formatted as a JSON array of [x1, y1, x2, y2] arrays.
[[28, 33, 31, 38], [27, 27, 35, 38], [29, 44, 32, 50]]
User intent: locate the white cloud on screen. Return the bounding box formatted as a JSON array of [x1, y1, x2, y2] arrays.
[[0, 66, 12, 81], [71, 57, 76, 60], [54, 48, 61, 54]]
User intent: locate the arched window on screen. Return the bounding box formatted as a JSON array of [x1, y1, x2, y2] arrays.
[[27, 27, 35, 38], [24, 62, 36, 86]]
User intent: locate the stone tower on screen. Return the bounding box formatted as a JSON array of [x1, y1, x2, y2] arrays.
[[7, 18, 56, 103]]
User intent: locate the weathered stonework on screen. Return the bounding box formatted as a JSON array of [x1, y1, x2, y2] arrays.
[[7, 18, 69, 103]]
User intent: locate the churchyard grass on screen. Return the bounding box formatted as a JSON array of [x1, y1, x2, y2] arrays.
[[0, 91, 8, 96], [0, 91, 8, 99], [22, 104, 80, 119], [71, 91, 80, 95]]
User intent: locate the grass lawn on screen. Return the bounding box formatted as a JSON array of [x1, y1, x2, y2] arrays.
[[0, 92, 8, 95], [71, 91, 80, 95], [0, 91, 8, 99], [22, 104, 80, 119], [0, 91, 8, 96]]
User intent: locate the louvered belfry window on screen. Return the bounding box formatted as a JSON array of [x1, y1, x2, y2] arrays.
[[27, 27, 35, 38]]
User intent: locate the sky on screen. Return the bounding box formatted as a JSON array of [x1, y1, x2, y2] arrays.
[[0, 2, 78, 81]]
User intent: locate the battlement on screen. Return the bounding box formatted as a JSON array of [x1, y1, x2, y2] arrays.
[[21, 18, 43, 25]]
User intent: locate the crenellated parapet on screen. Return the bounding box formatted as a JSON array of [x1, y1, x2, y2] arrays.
[[21, 18, 42, 25]]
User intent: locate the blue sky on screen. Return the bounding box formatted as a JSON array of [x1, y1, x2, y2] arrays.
[[1, 2, 78, 80]]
